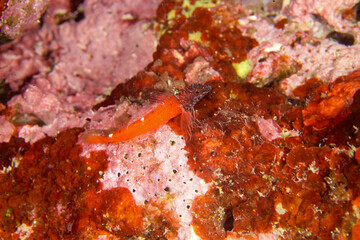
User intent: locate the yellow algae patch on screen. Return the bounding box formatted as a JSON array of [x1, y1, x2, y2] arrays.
[[182, 0, 221, 18], [232, 59, 252, 79], [188, 31, 203, 42]]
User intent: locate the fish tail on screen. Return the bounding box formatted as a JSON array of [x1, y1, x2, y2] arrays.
[[82, 134, 111, 144]]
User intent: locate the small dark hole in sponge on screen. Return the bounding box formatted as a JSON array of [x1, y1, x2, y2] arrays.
[[355, 2, 360, 22], [326, 31, 355, 46]]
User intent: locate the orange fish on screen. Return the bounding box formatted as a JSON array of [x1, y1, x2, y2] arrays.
[[84, 84, 211, 143]]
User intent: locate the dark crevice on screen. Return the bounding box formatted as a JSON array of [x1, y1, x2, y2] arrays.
[[0, 33, 12, 45], [223, 208, 234, 232]]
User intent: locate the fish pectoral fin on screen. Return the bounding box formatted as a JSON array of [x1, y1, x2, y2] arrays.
[[180, 108, 195, 139]]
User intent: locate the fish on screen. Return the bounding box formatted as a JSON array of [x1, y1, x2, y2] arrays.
[[84, 83, 211, 143]]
